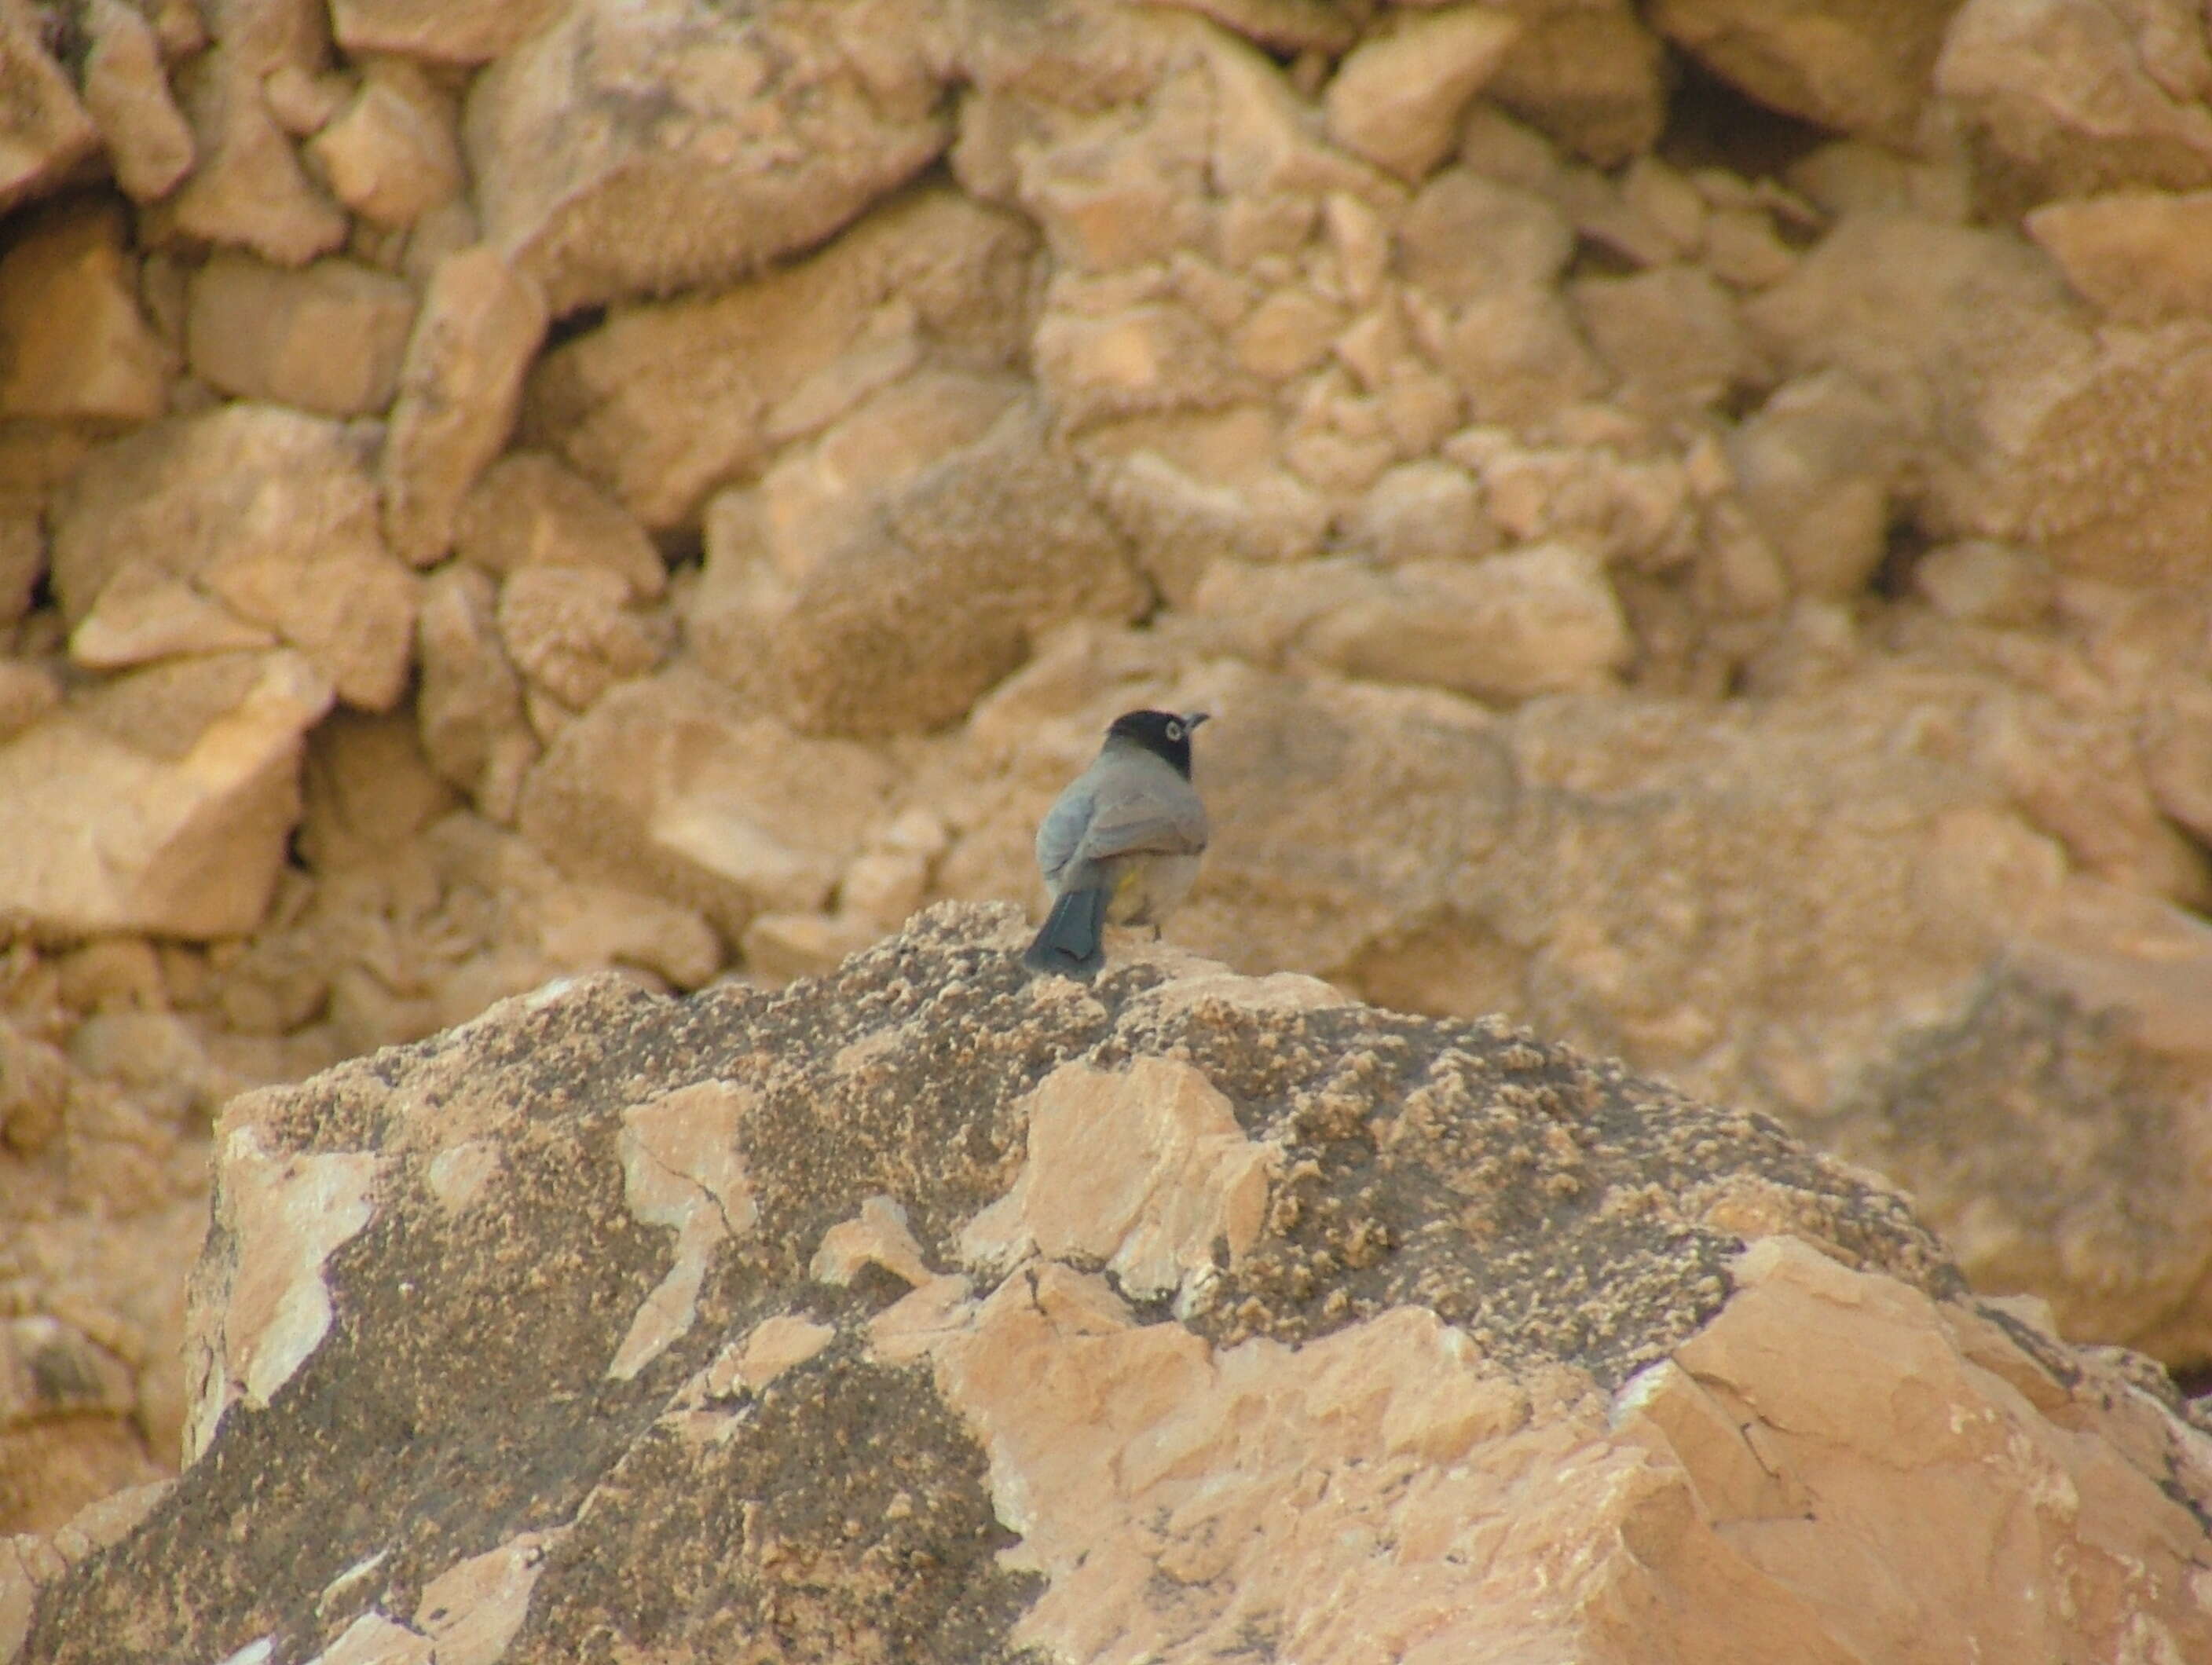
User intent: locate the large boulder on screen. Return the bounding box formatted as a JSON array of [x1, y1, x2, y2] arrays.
[[9, 909, 2209, 1663]]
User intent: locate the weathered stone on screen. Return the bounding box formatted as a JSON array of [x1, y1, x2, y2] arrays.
[[691, 402, 1144, 737], [1434, 285, 1613, 423], [1910, 540, 2055, 628], [415, 564, 537, 822], [2024, 188, 2212, 324], [161, 25, 350, 265], [80, 0, 196, 202], [1192, 543, 1630, 703], [20, 913, 2210, 1663], [1573, 263, 1763, 408], [0, 0, 100, 212], [453, 452, 666, 599], [515, 668, 893, 938], [306, 57, 464, 229], [380, 247, 548, 565], [1727, 370, 1902, 598], [0, 657, 57, 743], [69, 560, 278, 671], [1323, 6, 1521, 181], [524, 188, 1036, 529], [464, 0, 955, 313], [0, 650, 332, 937], [331, 0, 561, 64], [495, 565, 673, 712], [1937, 0, 2212, 207], [1482, 0, 1667, 166], [1033, 297, 1258, 430], [1093, 448, 1328, 606], [1342, 459, 1498, 565], [185, 252, 416, 417], [52, 404, 418, 709], [0, 199, 170, 423], [1650, 0, 1961, 145], [1397, 168, 1576, 304]]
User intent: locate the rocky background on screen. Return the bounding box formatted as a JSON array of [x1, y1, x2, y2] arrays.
[[1, 0, 2211, 1550]]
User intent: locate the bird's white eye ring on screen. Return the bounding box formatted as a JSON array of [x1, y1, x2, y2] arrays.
[[1166, 721, 1184, 740]]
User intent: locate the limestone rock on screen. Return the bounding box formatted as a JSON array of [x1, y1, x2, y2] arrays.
[[2024, 188, 2212, 324], [1192, 545, 1631, 704], [380, 247, 548, 566], [690, 401, 1144, 737], [1322, 6, 1521, 182], [185, 253, 416, 417], [0, 200, 170, 423], [52, 404, 418, 710], [68, 561, 278, 671], [0, 650, 332, 937], [1726, 369, 1903, 598], [515, 668, 895, 939], [494, 565, 673, 713], [1936, 0, 2212, 207], [16, 912, 2211, 1663], [524, 188, 1036, 529], [1397, 168, 1575, 305], [80, 0, 196, 202], [1650, 0, 1960, 144], [414, 564, 537, 822], [305, 57, 464, 229], [1092, 448, 1329, 606], [464, 0, 955, 313], [0, 0, 100, 212], [452, 452, 666, 600], [159, 8, 350, 265], [330, 0, 561, 62], [1481, 0, 1667, 166], [1573, 263, 1763, 409]]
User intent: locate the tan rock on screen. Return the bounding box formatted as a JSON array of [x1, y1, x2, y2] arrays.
[[524, 188, 1036, 529], [1094, 449, 1328, 606], [1033, 298, 1256, 430], [1910, 539, 2056, 627], [1323, 6, 1521, 181], [69, 559, 279, 670], [0, 650, 332, 937], [463, 0, 954, 313], [1230, 287, 1346, 379], [453, 452, 666, 600], [494, 565, 673, 712], [0, 199, 170, 423], [516, 667, 895, 937], [380, 246, 548, 566], [81, 0, 196, 202], [1726, 370, 1901, 598], [259, 62, 350, 137], [1650, 0, 1956, 144], [331, 0, 561, 64], [1482, 0, 1668, 166], [1434, 285, 1613, 423], [162, 36, 350, 265], [415, 564, 537, 821], [691, 402, 1144, 737], [1937, 0, 2212, 206], [1397, 168, 1575, 304], [2024, 188, 2212, 324], [43, 924, 2207, 1663], [185, 252, 416, 417], [52, 404, 419, 710], [1573, 262, 1763, 408], [1193, 544, 1630, 703], [0, 657, 57, 743], [306, 57, 465, 229], [0, 0, 101, 212], [1342, 459, 1498, 565]]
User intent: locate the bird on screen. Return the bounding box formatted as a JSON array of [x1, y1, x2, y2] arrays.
[[1023, 708, 1210, 977]]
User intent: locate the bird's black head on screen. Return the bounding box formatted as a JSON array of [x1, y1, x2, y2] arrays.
[[1104, 708, 1209, 777]]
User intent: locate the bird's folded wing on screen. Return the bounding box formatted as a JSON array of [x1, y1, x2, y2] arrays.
[[1079, 789, 1210, 860]]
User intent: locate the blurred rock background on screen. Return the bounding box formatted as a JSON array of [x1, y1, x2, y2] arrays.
[[0, 0, 2210, 1533]]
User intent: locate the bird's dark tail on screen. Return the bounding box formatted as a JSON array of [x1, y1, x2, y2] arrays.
[[1023, 885, 1110, 976]]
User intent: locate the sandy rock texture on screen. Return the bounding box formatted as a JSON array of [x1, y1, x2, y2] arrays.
[[2, 0, 2212, 1564], [9, 911, 2211, 1663]]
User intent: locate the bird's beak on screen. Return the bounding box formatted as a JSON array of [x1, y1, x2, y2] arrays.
[[1185, 711, 1211, 730]]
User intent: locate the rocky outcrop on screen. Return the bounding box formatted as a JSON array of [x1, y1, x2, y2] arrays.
[[9, 913, 2210, 1664], [4, 0, 2212, 1571]]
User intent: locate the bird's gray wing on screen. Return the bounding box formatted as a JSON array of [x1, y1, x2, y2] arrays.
[[1035, 777, 1095, 889], [1076, 769, 1209, 863]]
